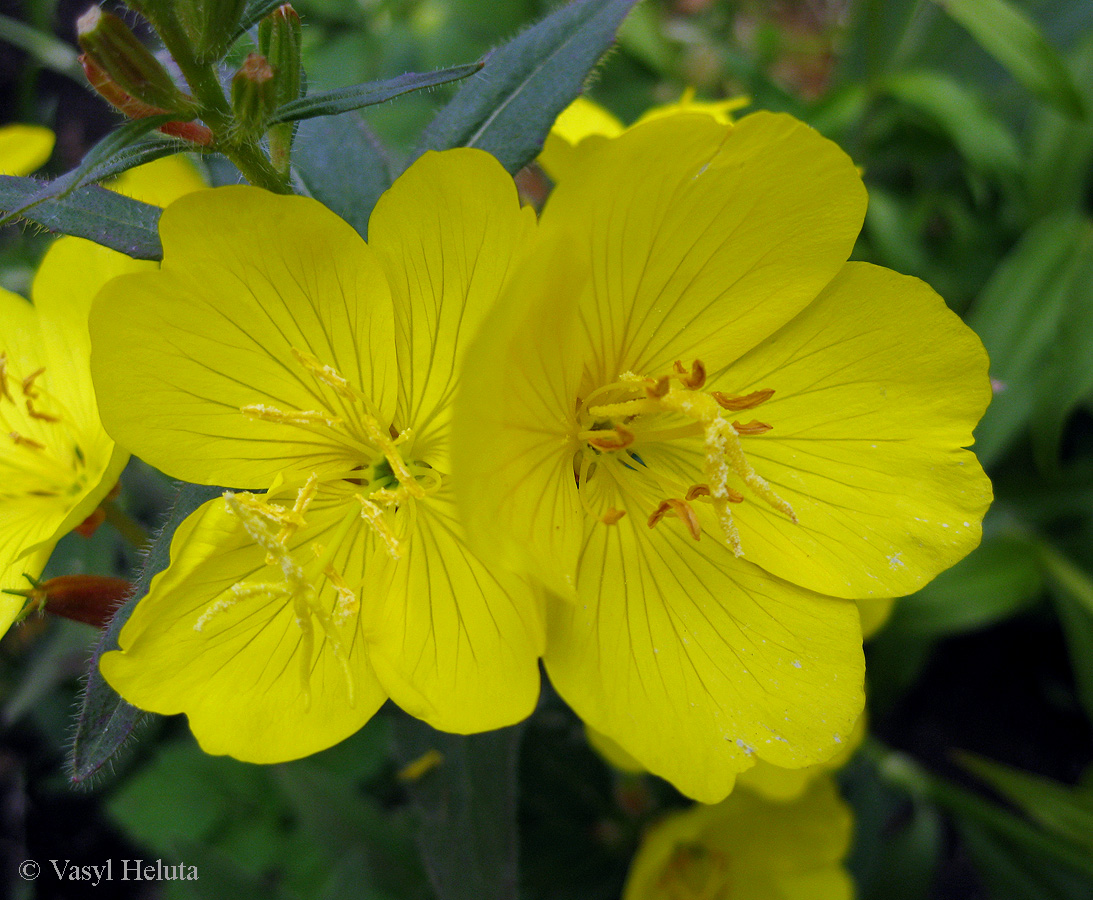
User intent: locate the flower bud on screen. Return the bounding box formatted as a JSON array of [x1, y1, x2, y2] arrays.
[[231, 54, 276, 137], [175, 0, 248, 63], [76, 6, 191, 114], [258, 4, 303, 107], [3, 575, 130, 629]]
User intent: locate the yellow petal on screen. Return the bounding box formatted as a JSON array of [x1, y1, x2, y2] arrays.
[[452, 235, 589, 598], [90, 187, 399, 488], [544, 479, 864, 803], [708, 262, 993, 598], [538, 111, 866, 385], [369, 148, 536, 465], [623, 774, 854, 900], [108, 154, 207, 208], [101, 494, 388, 762], [538, 96, 624, 182], [0, 124, 54, 176], [364, 486, 544, 733]]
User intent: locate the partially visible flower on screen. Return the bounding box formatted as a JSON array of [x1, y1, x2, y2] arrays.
[[453, 113, 991, 801], [0, 156, 203, 635], [0, 125, 54, 176], [539, 89, 749, 183], [92, 150, 544, 763], [624, 774, 855, 900]]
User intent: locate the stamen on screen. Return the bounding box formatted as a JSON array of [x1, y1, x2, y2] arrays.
[[10, 431, 45, 451], [21, 367, 44, 398], [732, 419, 773, 435], [686, 483, 743, 503], [711, 388, 775, 411], [585, 425, 634, 451], [323, 565, 359, 623], [291, 347, 355, 399], [275, 473, 320, 547], [645, 375, 670, 398], [648, 498, 702, 541], [0, 353, 11, 402], [242, 404, 343, 427], [356, 495, 400, 559], [601, 508, 626, 525], [26, 398, 59, 422], [672, 359, 706, 390]]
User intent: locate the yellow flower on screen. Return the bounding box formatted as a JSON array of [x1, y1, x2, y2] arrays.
[[0, 124, 55, 176], [623, 775, 855, 900], [539, 89, 749, 183], [453, 112, 992, 801], [0, 156, 203, 635], [92, 150, 545, 762]]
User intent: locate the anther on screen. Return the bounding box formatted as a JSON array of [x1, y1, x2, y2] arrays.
[[0, 353, 11, 402], [645, 376, 670, 398], [710, 388, 775, 411], [9, 431, 45, 450], [587, 425, 634, 452], [21, 367, 45, 398], [356, 495, 400, 559], [291, 347, 355, 398], [672, 359, 706, 390], [26, 398, 59, 422], [323, 565, 359, 623], [732, 420, 773, 435], [275, 473, 320, 547], [648, 498, 702, 541], [242, 404, 343, 427], [686, 483, 743, 503], [601, 508, 626, 525]]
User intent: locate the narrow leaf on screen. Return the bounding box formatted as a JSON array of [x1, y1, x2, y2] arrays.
[[934, 0, 1085, 118], [70, 483, 223, 784], [270, 65, 482, 124], [0, 175, 163, 259], [234, 0, 286, 41], [1053, 591, 1093, 727], [414, 0, 640, 172], [0, 116, 183, 228], [392, 714, 523, 900], [884, 69, 1022, 174], [957, 752, 1093, 852], [292, 113, 393, 239]]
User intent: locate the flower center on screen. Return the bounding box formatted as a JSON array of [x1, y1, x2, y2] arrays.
[[574, 359, 794, 556], [0, 351, 88, 499], [194, 349, 443, 704]]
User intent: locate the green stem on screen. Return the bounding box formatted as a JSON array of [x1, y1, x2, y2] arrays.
[[151, 13, 290, 193], [104, 502, 150, 552], [863, 738, 1093, 878]]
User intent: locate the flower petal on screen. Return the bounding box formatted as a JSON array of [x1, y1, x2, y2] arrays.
[[108, 155, 207, 208], [707, 262, 993, 598], [101, 495, 388, 762], [364, 487, 544, 733], [538, 111, 866, 384], [369, 148, 536, 465], [544, 480, 864, 803], [90, 187, 398, 488], [0, 125, 53, 176], [538, 96, 624, 182], [452, 236, 589, 598]]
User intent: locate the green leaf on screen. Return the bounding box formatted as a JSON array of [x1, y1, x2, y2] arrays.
[[414, 0, 640, 173], [933, 0, 1085, 118], [69, 483, 223, 784], [957, 752, 1093, 852], [292, 113, 393, 239], [0, 116, 185, 229], [883, 69, 1022, 174], [392, 715, 524, 900], [1029, 224, 1093, 468], [967, 214, 1091, 465], [0, 175, 163, 259], [1027, 34, 1093, 217], [959, 819, 1093, 900], [270, 64, 483, 124]]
